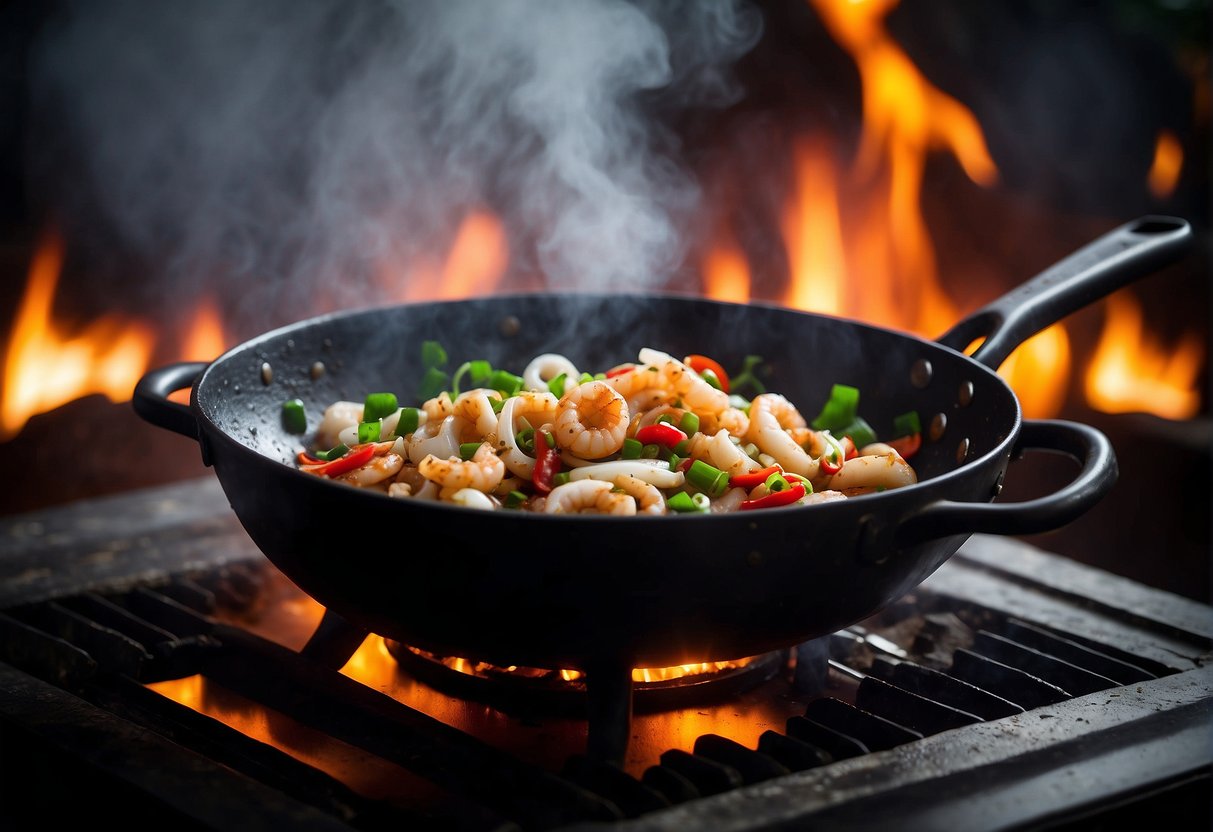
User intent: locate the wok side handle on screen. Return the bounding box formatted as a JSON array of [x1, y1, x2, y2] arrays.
[[895, 420, 1118, 547], [132, 362, 207, 440], [937, 216, 1192, 370]]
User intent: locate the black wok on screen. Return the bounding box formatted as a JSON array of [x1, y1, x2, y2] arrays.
[[134, 216, 1192, 676]]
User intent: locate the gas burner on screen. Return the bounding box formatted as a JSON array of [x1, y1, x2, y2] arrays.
[[383, 639, 788, 714]]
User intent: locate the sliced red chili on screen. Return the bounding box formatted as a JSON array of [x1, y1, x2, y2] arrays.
[[888, 433, 922, 459], [740, 482, 806, 510], [634, 422, 687, 449], [818, 455, 843, 476], [841, 436, 858, 460], [604, 364, 636, 378], [532, 429, 561, 494], [684, 354, 730, 393], [300, 443, 376, 478], [728, 464, 782, 490]]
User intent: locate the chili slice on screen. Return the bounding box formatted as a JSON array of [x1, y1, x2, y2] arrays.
[[300, 443, 376, 478], [740, 482, 806, 510], [634, 422, 687, 449], [888, 433, 922, 459], [532, 430, 561, 494], [728, 464, 782, 490]]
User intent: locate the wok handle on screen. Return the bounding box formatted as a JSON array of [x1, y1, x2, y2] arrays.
[[132, 362, 207, 440], [895, 419, 1117, 547], [936, 216, 1192, 370]]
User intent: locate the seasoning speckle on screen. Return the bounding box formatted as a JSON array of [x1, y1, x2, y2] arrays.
[[310, 361, 326, 380], [499, 315, 521, 337], [260, 362, 273, 385]]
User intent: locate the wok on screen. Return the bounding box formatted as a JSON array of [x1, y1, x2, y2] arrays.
[[135, 216, 1192, 677]]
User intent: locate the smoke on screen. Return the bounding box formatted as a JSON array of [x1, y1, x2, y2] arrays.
[[27, 0, 762, 329]]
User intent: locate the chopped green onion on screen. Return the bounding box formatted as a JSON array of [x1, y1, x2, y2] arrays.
[[552, 472, 571, 487], [700, 369, 722, 391], [313, 443, 349, 461], [728, 394, 752, 414], [672, 439, 690, 456], [667, 491, 709, 513], [516, 427, 535, 454], [357, 421, 381, 444], [580, 372, 595, 384], [691, 492, 711, 511], [395, 406, 420, 436], [421, 340, 447, 369], [641, 443, 661, 459], [686, 459, 730, 498], [459, 442, 481, 460], [281, 399, 307, 434], [504, 490, 528, 508], [621, 437, 643, 459], [547, 373, 567, 397], [678, 412, 700, 435], [417, 367, 449, 400], [489, 370, 524, 396], [784, 472, 814, 494], [841, 417, 877, 449], [764, 472, 791, 492], [451, 360, 493, 396], [811, 384, 860, 432], [667, 455, 682, 471], [489, 396, 506, 414], [656, 413, 677, 426], [893, 410, 922, 437], [363, 392, 398, 422]]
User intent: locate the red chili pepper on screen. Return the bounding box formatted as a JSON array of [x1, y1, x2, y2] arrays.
[[888, 433, 922, 460], [841, 436, 858, 460], [604, 364, 636, 378], [819, 455, 843, 476], [297, 450, 324, 466], [532, 430, 561, 494], [300, 443, 376, 478], [728, 464, 782, 489], [634, 422, 687, 448], [739, 482, 806, 511], [684, 354, 730, 393]]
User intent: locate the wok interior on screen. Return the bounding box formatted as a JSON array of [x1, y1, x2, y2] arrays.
[[196, 293, 1019, 487]]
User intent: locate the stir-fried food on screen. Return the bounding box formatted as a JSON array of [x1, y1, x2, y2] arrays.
[[287, 345, 922, 514]]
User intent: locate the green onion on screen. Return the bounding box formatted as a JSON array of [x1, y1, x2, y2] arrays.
[[313, 443, 349, 461], [621, 437, 643, 459], [667, 491, 708, 513], [785, 473, 814, 494], [764, 472, 791, 492], [728, 394, 752, 414], [460, 442, 481, 460], [691, 492, 711, 511], [395, 406, 420, 436], [451, 360, 493, 396], [547, 373, 567, 397], [504, 490, 528, 508], [641, 443, 660, 459], [686, 459, 730, 498], [516, 428, 535, 454], [421, 340, 447, 369], [811, 383, 860, 432], [490, 370, 524, 396], [417, 367, 449, 400], [357, 421, 381, 444], [678, 412, 700, 435], [552, 472, 571, 487], [672, 439, 690, 456], [893, 410, 922, 437], [489, 397, 506, 414], [363, 392, 398, 422], [281, 399, 307, 434], [656, 413, 677, 426], [841, 417, 877, 449], [700, 369, 722, 391], [667, 455, 682, 471]]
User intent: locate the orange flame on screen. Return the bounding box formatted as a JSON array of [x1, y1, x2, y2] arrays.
[[1148, 129, 1183, 200], [394, 209, 510, 302], [181, 298, 228, 362], [1085, 292, 1203, 419], [0, 229, 156, 440]]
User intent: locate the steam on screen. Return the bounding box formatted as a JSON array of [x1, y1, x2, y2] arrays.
[[28, 0, 762, 329]]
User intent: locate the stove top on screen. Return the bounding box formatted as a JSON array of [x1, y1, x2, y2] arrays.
[[1, 476, 1210, 831]]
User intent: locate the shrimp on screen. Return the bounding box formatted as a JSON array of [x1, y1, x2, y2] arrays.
[[495, 391, 560, 478], [418, 442, 506, 500], [553, 380, 629, 459], [822, 447, 917, 494], [452, 388, 501, 444], [315, 400, 362, 450], [699, 406, 750, 437], [422, 391, 455, 424], [523, 353, 580, 396], [745, 393, 819, 478], [612, 473, 665, 515], [335, 449, 405, 488], [543, 479, 636, 515], [638, 348, 729, 415], [606, 364, 676, 412]]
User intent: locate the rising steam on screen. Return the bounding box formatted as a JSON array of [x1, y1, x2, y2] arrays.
[[27, 0, 762, 329]]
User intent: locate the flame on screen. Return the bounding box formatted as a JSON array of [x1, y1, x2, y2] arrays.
[[1085, 292, 1203, 419], [0, 229, 155, 440], [181, 298, 228, 362], [1148, 129, 1184, 199], [702, 235, 752, 303], [396, 209, 510, 302], [996, 325, 1071, 419]]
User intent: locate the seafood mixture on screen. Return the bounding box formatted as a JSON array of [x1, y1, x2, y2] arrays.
[[286, 346, 922, 514]]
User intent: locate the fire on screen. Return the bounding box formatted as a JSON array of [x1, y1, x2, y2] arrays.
[[1085, 292, 1203, 420], [1148, 129, 1183, 199], [181, 298, 228, 362], [0, 229, 155, 440]]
